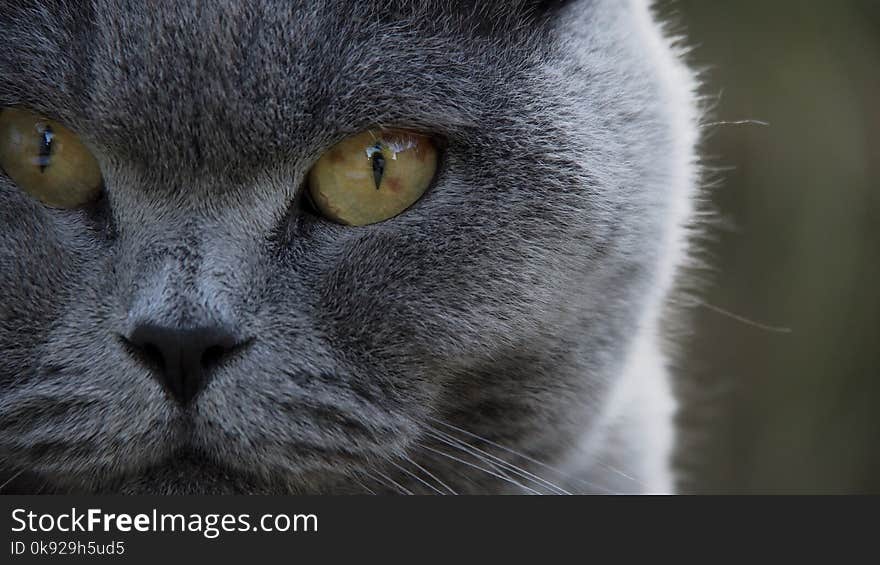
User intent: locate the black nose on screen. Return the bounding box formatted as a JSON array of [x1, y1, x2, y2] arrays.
[[125, 323, 244, 406]]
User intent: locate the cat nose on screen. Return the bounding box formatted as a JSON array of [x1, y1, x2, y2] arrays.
[[125, 323, 245, 406]]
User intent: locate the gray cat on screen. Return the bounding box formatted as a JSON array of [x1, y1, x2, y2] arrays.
[[0, 0, 699, 494]]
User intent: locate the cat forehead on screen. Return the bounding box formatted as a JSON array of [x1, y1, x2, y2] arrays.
[[0, 1, 572, 172]]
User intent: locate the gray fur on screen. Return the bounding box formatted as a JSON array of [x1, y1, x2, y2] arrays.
[[0, 0, 699, 494]]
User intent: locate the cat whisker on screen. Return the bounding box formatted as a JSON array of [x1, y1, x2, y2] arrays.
[[367, 468, 414, 495], [703, 119, 769, 127], [426, 416, 619, 494], [402, 454, 457, 495], [415, 441, 542, 495], [420, 453, 483, 492], [669, 297, 793, 334], [425, 427, 571, 495], [353, 477, 377, 495], [360, 470, 395, 494], [594, 460, 646, 489], [422, 431, 523, 490], [0, 469, 24, 493], [383, 455, 446, 495]]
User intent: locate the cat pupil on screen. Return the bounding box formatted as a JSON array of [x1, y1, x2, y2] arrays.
[[36, 123, 53, 173], [370, 145, 385, 190]]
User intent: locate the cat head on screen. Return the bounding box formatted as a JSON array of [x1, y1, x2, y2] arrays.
[[0, 0, 696, 493]]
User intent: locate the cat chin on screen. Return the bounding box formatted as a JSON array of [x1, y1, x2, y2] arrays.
[[1, 453, 363, 495], [97, 454, 282, 495]]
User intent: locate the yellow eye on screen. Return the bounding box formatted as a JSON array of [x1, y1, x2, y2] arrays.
[[0, 108, 103, 209], [307, 129, 437, 226]]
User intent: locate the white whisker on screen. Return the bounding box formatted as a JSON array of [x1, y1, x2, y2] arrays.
[[385, 456, 445, 495], [0, 469, 24, 492], [368, 468, 413, 495], [353, 477, 377, 495], [427, 416, 620, 494], [424, 431, 521, 489], [416, 442, 542, 495], [361, 470, 394, 493], [402, 455, 457, 495], [427, 427, 572, 495]]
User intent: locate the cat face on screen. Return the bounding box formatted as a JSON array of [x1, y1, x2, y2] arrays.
[[0, 0, 695, 493]]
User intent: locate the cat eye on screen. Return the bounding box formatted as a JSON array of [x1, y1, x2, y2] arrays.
[[307, 129, 437, 226], [0, 108, 103, 209]]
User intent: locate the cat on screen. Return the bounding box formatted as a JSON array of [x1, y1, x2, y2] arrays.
[[0, 0, 699, 494]]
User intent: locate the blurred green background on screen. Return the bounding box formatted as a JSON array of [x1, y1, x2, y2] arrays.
[[659, 0, 880, 493]]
